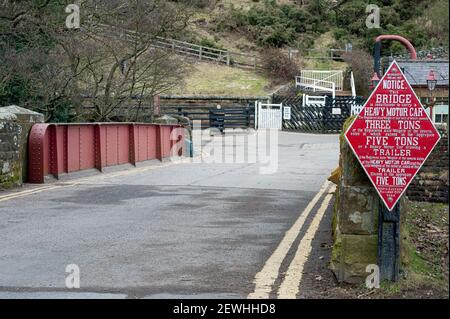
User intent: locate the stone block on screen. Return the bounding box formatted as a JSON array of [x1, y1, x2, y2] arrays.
[[330, 233, 378, 283], [339, 117, 371, 187], [153, 114, 179, 124], [338, 184, 379, 235], [0, 105, 44, 188]]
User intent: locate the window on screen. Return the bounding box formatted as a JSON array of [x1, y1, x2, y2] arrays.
[[433, 103, 449, 124]]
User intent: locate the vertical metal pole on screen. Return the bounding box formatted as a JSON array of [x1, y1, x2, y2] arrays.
[[378, 202, 401, 282], [153, 95, 161, 117]]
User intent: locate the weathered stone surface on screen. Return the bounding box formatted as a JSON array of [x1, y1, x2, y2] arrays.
[[338, 184, 379, 235], [330, 233, 378, 283], [327, 166, 341, 185], [331, 117, 382, 283], [0, 120, 21, 189], [170, 115, 190, 127], [153, 114, 179, 124], [342, 234, 378, 264], [0, 105, 44, 188], [0, 105, 44, 123], [339, 117, 371, 187]]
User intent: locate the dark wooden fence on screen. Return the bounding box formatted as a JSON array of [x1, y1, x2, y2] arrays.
[[161, 105, 255, 130], [160, 95, 366, 133], [273, 95, 366, 133]]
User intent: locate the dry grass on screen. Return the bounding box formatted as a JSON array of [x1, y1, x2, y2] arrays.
[[301, 31, 349, 70], [168, 61, 270, 96], [323, 200, 449, 299]]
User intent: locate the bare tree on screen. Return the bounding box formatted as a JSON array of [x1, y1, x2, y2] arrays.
[[1, 0, 193, 122], [0, 1, 73, 120]]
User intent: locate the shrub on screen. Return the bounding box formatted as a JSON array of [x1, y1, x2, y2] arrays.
[[198, 37, 224, 50], [171, 0, 215, 8], [260, 48, 299, 84], [215, 0, 319, 48], [335, 0, 438, 53], [342, 49, 373, 97]]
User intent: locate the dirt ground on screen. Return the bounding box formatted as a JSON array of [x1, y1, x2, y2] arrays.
[[299, 200, 449, 299]]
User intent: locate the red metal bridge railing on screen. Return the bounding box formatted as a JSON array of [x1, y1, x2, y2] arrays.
[[28, 123, 185, 183]]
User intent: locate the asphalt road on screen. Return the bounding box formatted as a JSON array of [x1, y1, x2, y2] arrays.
[[0, 131, 339, 299]]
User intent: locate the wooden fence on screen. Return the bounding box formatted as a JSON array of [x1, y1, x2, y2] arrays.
[[161, 105, 255, 130], [92, 23, 261, 69], [153, 38, 261, 69], [301, 48, 348, 61]]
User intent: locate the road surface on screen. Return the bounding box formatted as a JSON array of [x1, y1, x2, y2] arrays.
[[0, 131, 339, 298]]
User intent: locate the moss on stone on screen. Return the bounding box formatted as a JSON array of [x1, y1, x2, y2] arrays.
[[331, 185, 340, 240], [339, 116, 356, 147], [328, 166, 341, 185], [342, 234, 378, 265], [331, 229, 342, 265], [0, 160, 22, 189]]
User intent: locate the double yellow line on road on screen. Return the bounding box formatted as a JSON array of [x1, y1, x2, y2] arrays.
[[248, 180, 336, 299]]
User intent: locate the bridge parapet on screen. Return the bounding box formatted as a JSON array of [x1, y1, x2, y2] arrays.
[[0, 106, 44, 188], [28, 123, 184, 183]]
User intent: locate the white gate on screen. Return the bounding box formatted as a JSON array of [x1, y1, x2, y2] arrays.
[[255, 102, 283, 129], [302, 94, 327, 107]]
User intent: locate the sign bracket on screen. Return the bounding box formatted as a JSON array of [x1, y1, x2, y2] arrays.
[[378, 201, 401, 282]]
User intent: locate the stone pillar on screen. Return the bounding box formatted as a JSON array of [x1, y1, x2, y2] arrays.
[[330, 117, 381, 283], [330, 117, 413, 283], [0, 106, 44, 188]]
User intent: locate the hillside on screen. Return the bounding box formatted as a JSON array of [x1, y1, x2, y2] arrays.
[[188, 0, 448, 52], [170, 0, 448, 96], [1, 0, 448, 121]]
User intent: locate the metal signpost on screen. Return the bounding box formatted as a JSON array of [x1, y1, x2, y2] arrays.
[[345, 60, 441, 281]]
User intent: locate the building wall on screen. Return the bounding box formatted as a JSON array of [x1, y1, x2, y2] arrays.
[[413, 86, 448, 99], [413, 87, 449, 124], [407, 126, 449, 203]]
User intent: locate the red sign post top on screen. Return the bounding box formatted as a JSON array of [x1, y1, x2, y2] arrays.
[[345, 60, 441, 211]]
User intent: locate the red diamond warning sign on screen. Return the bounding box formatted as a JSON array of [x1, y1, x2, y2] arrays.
[[345, 60, 441, 211]]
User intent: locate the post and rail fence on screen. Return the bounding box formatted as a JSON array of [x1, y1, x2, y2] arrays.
[[90, 23, 261, 69]]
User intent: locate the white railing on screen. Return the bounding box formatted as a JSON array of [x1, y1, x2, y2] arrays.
[[350, 71, 356, 97], [299, 70, 343, 91], [295, 76, 336, 98]]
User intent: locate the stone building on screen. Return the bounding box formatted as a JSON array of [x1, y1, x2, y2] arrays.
[[389, 58, 449, 125]]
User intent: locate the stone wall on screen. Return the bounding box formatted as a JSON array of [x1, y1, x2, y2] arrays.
[[0, 106, 44, 189], [0, 112, 21, 188], [407, 125, 449, 203]]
